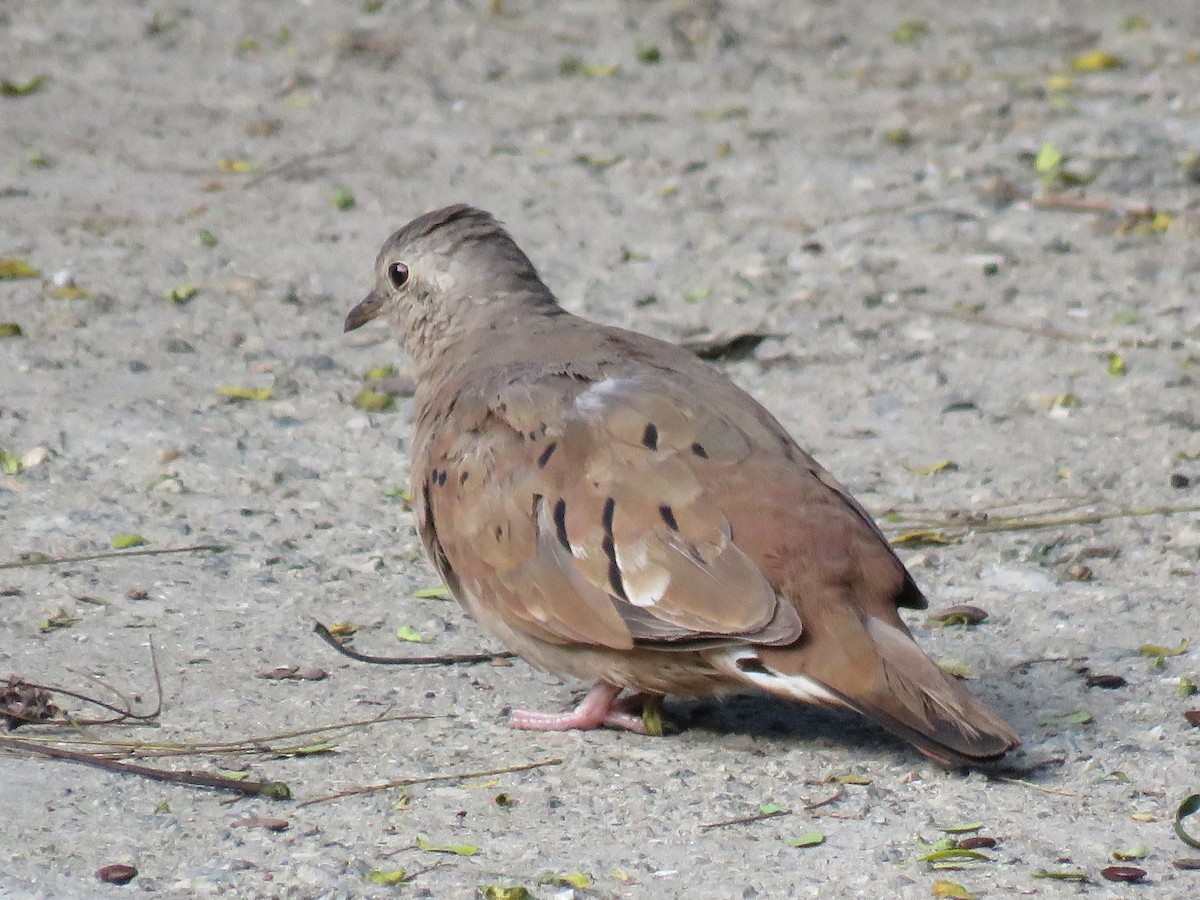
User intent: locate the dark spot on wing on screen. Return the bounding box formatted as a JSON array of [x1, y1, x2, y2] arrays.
[[642, 423, 658, 450], [437, 469, 447, 486], [691, 442, 708, 459], [553, 498, 570, 550], [459, 471, 469, 485], [658, 504, 679, 531], [537, 442, 557, 468], [601, 497, 628, 601]]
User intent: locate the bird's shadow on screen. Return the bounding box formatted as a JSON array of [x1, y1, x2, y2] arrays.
[[667, 692, 910, 758]]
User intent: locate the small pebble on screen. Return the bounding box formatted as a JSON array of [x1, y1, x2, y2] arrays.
[[1170, 472, 1190, 489]]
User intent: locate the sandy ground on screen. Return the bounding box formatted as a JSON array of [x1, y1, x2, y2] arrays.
[[3, 1, 1200, 897]]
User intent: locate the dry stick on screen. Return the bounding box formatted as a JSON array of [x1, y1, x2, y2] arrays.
[[297, 757, 564, 808], [990, 775, 1079, 797], [0, 736, 291, 798], [243, 144, 355, 188], [48, 711, 436, 759], [313, 621, 516, 666], [970, 502, 1200, 533], [0, 543, 226, 570], [5, 641, 165, 727], [883, 501, 1200, 542], [699, 786, 845, 832], [1030, 193, 1153, 216], [897, 300, 1096, 344]]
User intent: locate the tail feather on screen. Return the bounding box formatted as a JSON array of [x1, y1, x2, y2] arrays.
[[718, 616, 1020, 767]]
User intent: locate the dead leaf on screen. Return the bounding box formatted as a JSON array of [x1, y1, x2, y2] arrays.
[[95, 864, 137, 885], [230, 815, 289, 832]]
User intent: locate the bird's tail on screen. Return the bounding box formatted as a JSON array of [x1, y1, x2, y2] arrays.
[[716, 614, 1020, 766]]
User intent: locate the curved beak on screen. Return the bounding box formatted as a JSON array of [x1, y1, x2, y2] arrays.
[[344, 289, 386, 332]]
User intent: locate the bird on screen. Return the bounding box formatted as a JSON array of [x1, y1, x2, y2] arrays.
[[344, 203, 1020, 766]]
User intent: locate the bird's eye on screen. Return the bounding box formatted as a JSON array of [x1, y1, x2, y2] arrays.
[[387, 262, 410, 289]]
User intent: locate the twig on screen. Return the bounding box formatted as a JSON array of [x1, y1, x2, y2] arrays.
[[971, 502, 1200, 533], [297, 757, 564, 808], [699, 786, 845, 832], [1030, 193, 1153, 216], [0, 736, 291, 798], [0, 544, 226, 570], [243, 145, 354, 188], [1008, 656, 1079, 671], [897, 300, 1095, 344], [883, 501, 1200, 543], [42, 711, 438, 760], [990, 775, 1079, 797], [313, 621, 516, 666], [4, 642, 164, 727]]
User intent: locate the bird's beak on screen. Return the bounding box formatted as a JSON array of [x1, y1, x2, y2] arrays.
[[344, 289, 385, 332]]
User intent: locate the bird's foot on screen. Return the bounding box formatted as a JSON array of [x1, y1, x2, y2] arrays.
[[509, 681, 658, 734]]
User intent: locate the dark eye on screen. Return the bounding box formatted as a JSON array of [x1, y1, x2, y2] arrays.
[[387, 262, 409, 289]]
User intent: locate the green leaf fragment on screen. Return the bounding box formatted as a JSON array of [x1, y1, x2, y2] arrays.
[[1034, 143, 1063, 177], [415, 834, 479, 856], [261, 781, 292, 800], [931, 880, 975, 899], [196, 228, 218, 247], [836, 773, 872, 785], [0, 323, 23, 338], [1179, 677, 1197, 697], [164, 283, 199, 304], [905, 460, 958, 475], [1106, 352, 1127, 376], [538, 871, 593, 888], [787, 831, 826, 848], [1031, 869, 1089, 881], [1113, 843, 1150, 861], [1177, 794, 1200, 850], [414, 586, 452, 600], [918, 849, 990, 864], [332, 186, 356, 210], [0, 75, 46, 96], [483, 888, 531, 900], [364, 365, 397, 381], [892, 21, 928, 44], [111, 534, 149, 549], [0, 449, 22, 475], [217, 385, 273, 401], [352, 389, 395, 412], [0, 258, 40, 279], [1072, 50, 1124, 72], [936, 822, 984, 834], [635, 42, 661, 63], [759, 801, 790, 815], [215, 769, 250, 781], [365, 869, 408, 885], [1037, 709, 1093, 726], [395, 625, 424, 643], [39, 608, 80, 631], [1139, 639, 1188, 658], [641, 693, 664, 736]]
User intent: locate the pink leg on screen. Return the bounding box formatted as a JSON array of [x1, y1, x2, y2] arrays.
[[509, 681, 649, 734]]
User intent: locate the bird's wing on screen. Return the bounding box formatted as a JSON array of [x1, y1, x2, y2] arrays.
[[412, 357, 813, 651]]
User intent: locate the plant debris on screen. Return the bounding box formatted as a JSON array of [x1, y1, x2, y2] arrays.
[[1176, 794, 1200, 849], [0, 258, 40, 279], [928, 606, 988, 627], [95, 864, 138, 885], [0, 678, 61, 729], [1100, 865, 1146, 883]]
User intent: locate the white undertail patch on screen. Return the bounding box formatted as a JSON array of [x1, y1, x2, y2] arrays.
[[716, 650, 842, 706]]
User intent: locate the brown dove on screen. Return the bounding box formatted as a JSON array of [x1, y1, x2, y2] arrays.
[[345, 204, 1020, 766]]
